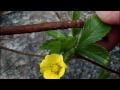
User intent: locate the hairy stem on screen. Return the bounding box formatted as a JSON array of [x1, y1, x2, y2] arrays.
[[64, 48, 76, 63], [0, 20, 84, 35], [78, 55, 120, 75], [0, 45, 45, 58]]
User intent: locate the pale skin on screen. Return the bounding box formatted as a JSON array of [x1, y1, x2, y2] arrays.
[[96, 11, 120, 51], [96, 11, 120, 25]]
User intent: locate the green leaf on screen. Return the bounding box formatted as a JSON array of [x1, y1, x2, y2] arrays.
[[72, 28, 81, 37], [72, 11, 80, 20], [46, 30, 66, 40], [39, 39, 56, 50], [78, 44, 110, 65], [102, 72, 111, 79], [72, 11, 81, 37], [79, 15, 111, 46], [99, 68, 105, 77], [62, 36, 77, 51], [98, 68, 111, 79], [49, 41, 61, 54], [40, 39, 61, 54]]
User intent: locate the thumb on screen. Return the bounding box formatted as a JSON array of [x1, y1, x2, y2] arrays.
[[96, 11, 120, 25]]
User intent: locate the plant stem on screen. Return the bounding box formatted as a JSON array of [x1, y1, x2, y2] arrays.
[[64, 47, 120, 76], [1, 45, 119, 75], [78, 55, 120, 75], [64, 48, 75, 63], [0, 45, 45, 58], [0, 20, 84, 35]]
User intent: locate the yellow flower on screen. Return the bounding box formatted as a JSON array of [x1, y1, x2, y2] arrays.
[[40, 54, 68, 79]]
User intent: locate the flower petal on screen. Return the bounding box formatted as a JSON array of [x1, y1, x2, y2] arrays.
[[45, 54, 61, 64], [58, 68, 65, 77], [58, 55, 68, 68], [40, 67, 50, 73], [40, 59, 51, 68], [65, 64, 68, 68], [60, 55, 63, 61], [44, 70, 60, 79]]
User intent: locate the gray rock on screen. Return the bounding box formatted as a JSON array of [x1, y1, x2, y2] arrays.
[[0, 11, 119, 79]]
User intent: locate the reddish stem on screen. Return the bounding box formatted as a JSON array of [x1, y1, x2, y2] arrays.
[[0, 20, 84, 35]]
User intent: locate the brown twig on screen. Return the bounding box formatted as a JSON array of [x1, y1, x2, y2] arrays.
[[0, 20, 84, 35]]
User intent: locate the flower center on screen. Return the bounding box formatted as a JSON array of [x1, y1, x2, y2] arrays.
[[51, 64, 59, 72]]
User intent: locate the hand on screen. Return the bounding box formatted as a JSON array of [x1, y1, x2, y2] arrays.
[[96, 11, 120, 25], [96, 11, 120, 51]]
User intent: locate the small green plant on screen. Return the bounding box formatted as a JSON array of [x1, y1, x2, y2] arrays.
[[98, 68, 111, 79], [39, 11, 112, 79]]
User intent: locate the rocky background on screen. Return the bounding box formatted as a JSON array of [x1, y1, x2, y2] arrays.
[[0, 11, 120, 79]]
